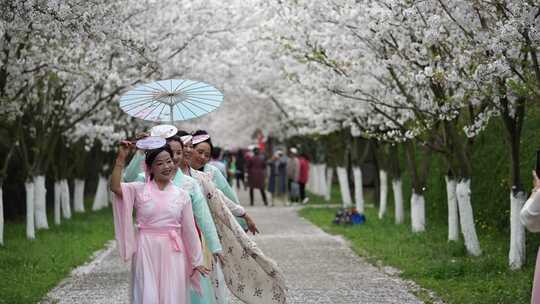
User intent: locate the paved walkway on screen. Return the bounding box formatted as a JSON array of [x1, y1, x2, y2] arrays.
[[42, 189, 424, 304]]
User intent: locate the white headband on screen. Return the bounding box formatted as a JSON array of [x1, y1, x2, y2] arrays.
[[180, 135, 193, 145], [192, 134, 210, 145]]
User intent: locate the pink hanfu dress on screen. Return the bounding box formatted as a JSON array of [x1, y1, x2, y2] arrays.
[[112, 181, 203, 304]]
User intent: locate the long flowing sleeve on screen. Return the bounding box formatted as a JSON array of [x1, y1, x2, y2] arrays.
[[122, 152, 145, 182], [181, 198, 203, 268], [521, 191, 540, 232], [206, 165, 247, 229], [222, 192, 246, 217], [190, 181, 223, 253], [112, 182, 141, 262]]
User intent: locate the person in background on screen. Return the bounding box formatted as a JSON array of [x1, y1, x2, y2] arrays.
[[286, 147, 300, 203], [521, 170, 540, 304], [268, 150, 288, 206], [208, 146, 227, 178], [267, 152, 279, 205], [235, 149, 246, 190], [277, 150, 288, 203], [223, 150, 234, 184], [246, 147, 268, 206], [298, 153, 310, 204]]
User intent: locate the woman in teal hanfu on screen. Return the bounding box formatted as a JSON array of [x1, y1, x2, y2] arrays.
[[124, 135, 222, 304]]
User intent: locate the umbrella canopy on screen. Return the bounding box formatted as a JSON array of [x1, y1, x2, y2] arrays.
[[119, 79, 223, 123]]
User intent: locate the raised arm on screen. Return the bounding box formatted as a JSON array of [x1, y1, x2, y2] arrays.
[[111, 141, 134, 198], [521, 170, 540, 232]]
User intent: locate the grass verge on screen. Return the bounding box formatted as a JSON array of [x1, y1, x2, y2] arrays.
[[0, 201, 113, 304], [299, 195, 535, 304]]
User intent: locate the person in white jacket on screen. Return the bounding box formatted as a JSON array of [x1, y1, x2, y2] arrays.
[[520, 170, 540, 304]]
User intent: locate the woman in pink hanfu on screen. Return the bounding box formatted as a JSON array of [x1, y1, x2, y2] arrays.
[[110, 141, 209, 304]]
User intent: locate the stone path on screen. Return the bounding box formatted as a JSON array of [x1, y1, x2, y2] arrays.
[[42, 189, 423, 304]]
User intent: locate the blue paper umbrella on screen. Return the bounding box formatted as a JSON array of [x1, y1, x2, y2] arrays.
[[119, 79, 223, 123]]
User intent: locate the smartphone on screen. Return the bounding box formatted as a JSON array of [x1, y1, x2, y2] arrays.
[[536, 150, 540, 179]]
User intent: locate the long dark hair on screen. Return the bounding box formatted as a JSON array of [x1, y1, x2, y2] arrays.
[[166, 135, 184, 148], [145, 144, 173, 180], [176, 130, 190, 137]]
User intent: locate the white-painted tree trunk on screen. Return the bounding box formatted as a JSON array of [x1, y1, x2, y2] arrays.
[[411, 192, 425, 232], [314, 164, 322, 195], [74, 179, 85, 213], [306, 165, 315, 193], [310, 164, 318, 195], [309, 164, 319, 195], [445, 176, 459, 241], [0, 187, 3, 246], [456, 179, 481, 256], [93, 175, 108, 211], [319, 164, 327, 197], [336, 167, 352, 207], [33, 175, 49, 229], [60, 179, 72, 219], [325, 167, 334, 202], [392, 179, 404, 224], [378, 170, 388, 219], [509, 191, 526, 270], [54, 181, 61, 225], [352, 166, 364, 214], [25, 181, 35, 239]]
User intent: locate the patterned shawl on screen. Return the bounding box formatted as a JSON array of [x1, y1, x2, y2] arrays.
[[191, 170, 287, 304]]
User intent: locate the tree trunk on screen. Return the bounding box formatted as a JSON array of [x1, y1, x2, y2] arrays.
[[74, 179, 85, 212], [33, 175, 49, 229], [509, 191, 526, 269], [411, 191, 426, 232], [309, 164, 321, 196], [0, 186, 3, 246], [378, 170, 388, 219], [445, 176, 459, 241], [54, 181, 61, 225], [306, 164, 314, 194], [336, 167, 352, 207], [392, 178, 404, 224], [325, 167, 334, 202], [25, 181, 35, 239], [61, 179, 72, 219], [456, 179, 482, 256], [93, 175, 108, 210], [404, 140, 427, 232], [353, 166, 364, 213], [319, 164, 327, 196], [504, 97, 526, 269]]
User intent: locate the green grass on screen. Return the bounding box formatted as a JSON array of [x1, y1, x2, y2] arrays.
[[300, 193, 536, 304], [0, 201, 114, 304]]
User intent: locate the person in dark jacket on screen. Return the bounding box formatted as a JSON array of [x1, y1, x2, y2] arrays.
[[298, 153, 310, 204], [268, 150, 287, 205], [235, 149, 246, 190], [246, 147, 268, 206]]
